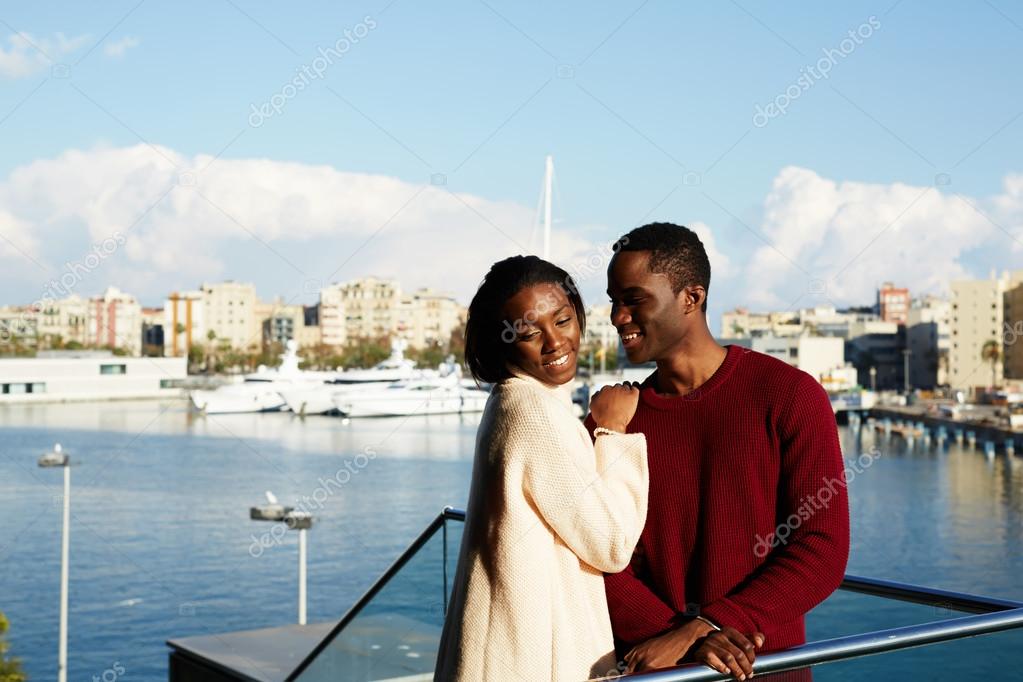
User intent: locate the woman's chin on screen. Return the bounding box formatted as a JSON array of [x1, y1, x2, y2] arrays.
[[541, 356, 577, 384]]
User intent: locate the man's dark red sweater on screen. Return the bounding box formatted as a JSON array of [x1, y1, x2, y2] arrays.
[[592, 344, 850, 653]]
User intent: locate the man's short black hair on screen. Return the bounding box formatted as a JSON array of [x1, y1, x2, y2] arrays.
[[615, 222, 711, 313], [464, 255, 586, 385]]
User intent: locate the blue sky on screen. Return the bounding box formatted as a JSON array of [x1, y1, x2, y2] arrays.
[[1, 0, 1022, 332]]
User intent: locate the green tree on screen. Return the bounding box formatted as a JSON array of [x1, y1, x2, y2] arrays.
[[187, 343, 205, 373], [342, 337, 392, 368], [407, 342, 446, 369], [0, 611, 26, 682], [981, 339, 1002, 389]]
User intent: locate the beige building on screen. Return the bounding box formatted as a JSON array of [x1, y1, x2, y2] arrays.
[[318, 279, 462, 349], [318, 284, 347, 347], [36, 295, 89, 347], [86, 287, 143, 356], [720, 307, 802, 339], [164, 290, 205, 357], [337, 277, 402, 342], [949, 270, 1023, 390], [584, 303, 618, 349], [0, 305, 38, 349], [397, 288, 463, 349], [1005, 282, 1023, 381], [201, 281, 259, 352], [261, 300, 321, 349]]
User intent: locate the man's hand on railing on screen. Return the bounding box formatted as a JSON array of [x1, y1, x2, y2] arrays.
[[623, 618, 714, 673], [689, 628, 765, 681], [622, 618, 716, 673]]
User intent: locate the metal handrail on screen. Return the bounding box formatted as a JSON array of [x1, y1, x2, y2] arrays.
[[286, 507, 1023, 681], [284, 511, 449, 681], [614, 608, 1023, 680], [840, 574, 1023, 613]]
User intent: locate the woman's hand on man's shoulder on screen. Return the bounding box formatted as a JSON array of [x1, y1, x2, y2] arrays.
[[589, 382, 641, 433]]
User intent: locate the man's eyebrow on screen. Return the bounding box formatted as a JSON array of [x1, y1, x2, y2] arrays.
[[607, 286, 648, 295]]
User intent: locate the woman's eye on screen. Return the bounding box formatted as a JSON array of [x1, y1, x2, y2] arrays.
[[518, 332, 539, 342], [556, 317, 571, 326]]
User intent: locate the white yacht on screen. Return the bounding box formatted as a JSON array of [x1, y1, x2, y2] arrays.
[[190, 341, 334, 415], [277, 339, 437, 416], [331, 366, 488, 418]]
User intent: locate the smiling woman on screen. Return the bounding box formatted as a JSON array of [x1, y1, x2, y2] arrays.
[[438, 255, 649, 681], [463, 255, 587, 386]]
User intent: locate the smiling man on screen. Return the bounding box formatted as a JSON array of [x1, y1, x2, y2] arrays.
[[595, 222, 850, 679]]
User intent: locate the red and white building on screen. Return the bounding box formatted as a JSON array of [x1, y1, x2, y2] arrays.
[[87, 286, 143, 356], [878, 282, 910, 325]]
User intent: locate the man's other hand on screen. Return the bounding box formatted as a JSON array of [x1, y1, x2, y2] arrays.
[[691, 628, 765, 680], [623, 618, 715, 673]]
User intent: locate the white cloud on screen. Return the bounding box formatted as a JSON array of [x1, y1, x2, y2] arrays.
[[0, 144, 597, 302], [691, 220, 734, 280], [738, 166, 1021, 309], [0, 208, 37, 261], [103, 36, 139, 58], [0, 32, 90, 78], [4, 146, 1020, 312]]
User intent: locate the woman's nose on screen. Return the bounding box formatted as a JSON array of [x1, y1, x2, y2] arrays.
[[543, 330, 565, 354]]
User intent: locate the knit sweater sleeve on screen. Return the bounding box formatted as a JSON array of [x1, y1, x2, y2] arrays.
[[603, 550, 681, 645], [513, 389, 649, 574], [582, 414, 682, 645], [701, 372, 850, 635]]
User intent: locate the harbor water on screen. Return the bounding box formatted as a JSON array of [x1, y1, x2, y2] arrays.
[[1, 400, 1022, 680]]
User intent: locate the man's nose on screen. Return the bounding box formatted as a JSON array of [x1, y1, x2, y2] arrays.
[[611, 303, 630, 328]]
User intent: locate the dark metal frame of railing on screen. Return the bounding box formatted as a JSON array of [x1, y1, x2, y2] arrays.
[[286, 507, 1023, 681]]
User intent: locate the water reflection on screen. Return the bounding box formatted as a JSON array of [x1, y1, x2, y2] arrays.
[[840, 423, 1023, 599], [0, 398, 483, 460]]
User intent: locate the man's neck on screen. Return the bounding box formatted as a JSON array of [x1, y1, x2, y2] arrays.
[[654, 330, 728, 396]]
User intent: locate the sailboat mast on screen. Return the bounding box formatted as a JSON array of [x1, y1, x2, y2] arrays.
[[543, 155, 553, 260]]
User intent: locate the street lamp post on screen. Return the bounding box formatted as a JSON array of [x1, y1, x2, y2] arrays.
[[869, 366, 877, 393], [250, 492, 314, 625], [39, 443, 70, 682]]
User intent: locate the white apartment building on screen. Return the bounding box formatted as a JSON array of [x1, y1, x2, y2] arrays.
[[751, 335, 845, 382], [200, 281, 259, 351], [86, 287, 142, 356], [906, 295, 951, 389], [949, 270, 1023, 391]]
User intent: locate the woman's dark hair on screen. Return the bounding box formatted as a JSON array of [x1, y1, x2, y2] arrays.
[[464, 255, 586, 384]]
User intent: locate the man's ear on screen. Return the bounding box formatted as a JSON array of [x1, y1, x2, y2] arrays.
[[682, 286, 706, 314]]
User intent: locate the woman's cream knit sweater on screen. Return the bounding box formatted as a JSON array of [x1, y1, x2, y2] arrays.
[[435, 374, 648, 681]]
